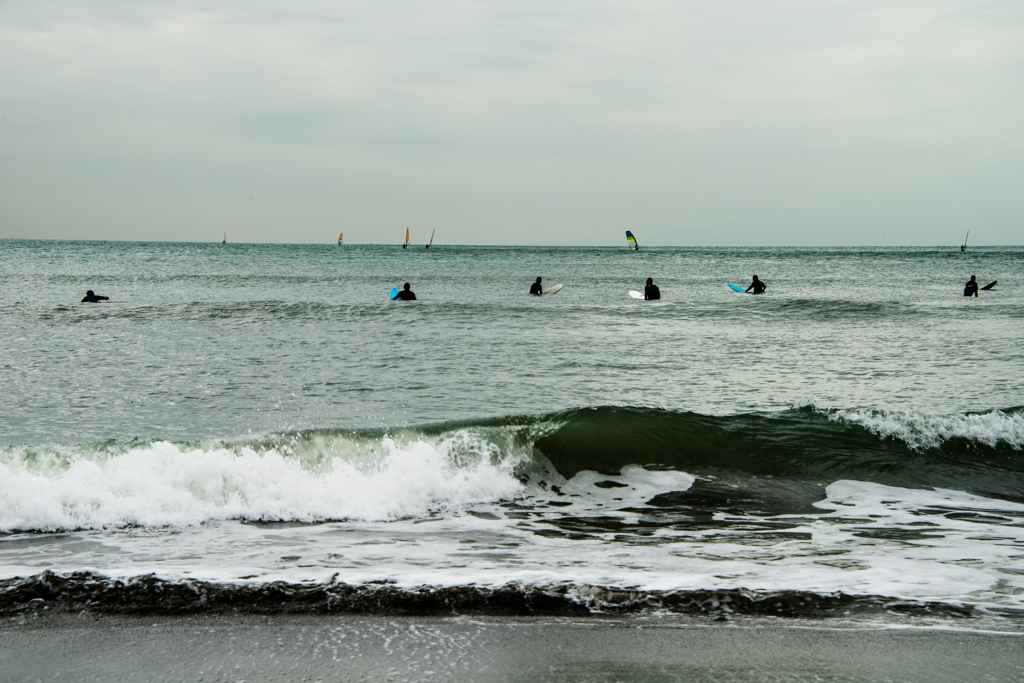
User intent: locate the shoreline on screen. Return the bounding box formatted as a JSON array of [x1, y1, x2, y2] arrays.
[[3, 570, 1012, 622], [3, 612, 1023, 683]]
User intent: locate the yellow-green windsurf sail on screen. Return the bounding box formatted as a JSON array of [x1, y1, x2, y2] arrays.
[[626, 230, 639, 250]]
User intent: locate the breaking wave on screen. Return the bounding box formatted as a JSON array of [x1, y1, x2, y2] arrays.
[[2, 404, 1022, 532]]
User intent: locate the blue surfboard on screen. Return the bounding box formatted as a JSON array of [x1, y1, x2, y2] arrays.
[[390, 288, 400, 300], [727, 283, 747, 293]]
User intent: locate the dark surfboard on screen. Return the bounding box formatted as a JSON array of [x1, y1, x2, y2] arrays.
[[981, 280, 997, 291]]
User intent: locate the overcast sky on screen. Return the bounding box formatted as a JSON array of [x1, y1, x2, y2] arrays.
[[1, 0, 1021, 245]]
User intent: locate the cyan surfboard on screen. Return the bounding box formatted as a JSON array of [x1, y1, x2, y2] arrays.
[[390, 288, 400, 300], [727, 283, 747, 293]]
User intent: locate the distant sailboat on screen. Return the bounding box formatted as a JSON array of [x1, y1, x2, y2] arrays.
[[338, 232, 343, 246], [626, 230, 639, 251], [222, 232, 226, 244], [426, 229, 435, 249], [961, 230, 969, 252], [403, 227, 409, 249]]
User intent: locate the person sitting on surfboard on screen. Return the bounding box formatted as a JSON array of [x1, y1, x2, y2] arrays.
[[392, 283, 416, 301], [81, 290, 109, 303], [746, 275, 767, 294], [530, 277, 543, 296], [964, 275, 979, 297], [644, 278, 660, 300]]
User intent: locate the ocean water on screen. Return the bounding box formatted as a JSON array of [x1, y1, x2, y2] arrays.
[[1, 240, 1022, 621]]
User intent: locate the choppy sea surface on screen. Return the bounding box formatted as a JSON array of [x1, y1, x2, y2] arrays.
[[1, 240, 1022, 623]]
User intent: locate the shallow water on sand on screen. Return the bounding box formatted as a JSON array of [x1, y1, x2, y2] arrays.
[[3, 614, 1024, 683]]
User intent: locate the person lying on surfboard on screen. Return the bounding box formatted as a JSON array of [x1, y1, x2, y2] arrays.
[[746, 275, 767, 294], [81, 290, 109, 303], [530, 277, 543, 296], [964, 275, 978, 297], [644, 278, 660, 300], [392, 283, 416, 300]]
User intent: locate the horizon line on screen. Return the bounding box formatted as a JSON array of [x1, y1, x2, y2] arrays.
[[2, 238, 1018, 249]]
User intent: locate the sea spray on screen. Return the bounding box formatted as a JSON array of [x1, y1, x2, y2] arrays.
[[826, 406, 1024, 451], [0, 430, 525, 532]]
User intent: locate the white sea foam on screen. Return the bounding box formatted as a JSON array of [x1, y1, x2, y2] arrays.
[[823, 406, 1024, 451], [559, 465, 695, 501], [5, 477, 1021, 615], [0, 432, 525, 532]]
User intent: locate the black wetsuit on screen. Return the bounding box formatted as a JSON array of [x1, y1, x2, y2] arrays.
[[644, 284, 660, 300], [393, 289, 416, 300], [747, 280, 766, 294], [81, 293, 108, 303], [964, 280, 978, 297], [530, 282, 543, 295]]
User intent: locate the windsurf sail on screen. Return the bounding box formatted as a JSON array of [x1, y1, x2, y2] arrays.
[[626, 230, 639, 250], [404, 228, 409, 249], [338, 232, 343, 245], [222, 232, 226, 244], [426, 229, 435, 249], [962, 230, 969, 252]]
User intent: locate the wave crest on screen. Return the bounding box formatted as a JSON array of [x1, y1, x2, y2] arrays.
[[826, 406, 1024, 451], [0, 430, 525, 532]]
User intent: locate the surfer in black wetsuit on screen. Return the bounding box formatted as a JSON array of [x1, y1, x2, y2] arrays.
[[81, 290, 109, 303], [392, 283, 416, 300], [530, 277, 543, 296], [644, 278, 660, 300], [964, 275, 978, 297], [746, 275, 766, 294]]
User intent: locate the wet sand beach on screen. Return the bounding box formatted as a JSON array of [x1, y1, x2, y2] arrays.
[[2, 613, 1023, 683]]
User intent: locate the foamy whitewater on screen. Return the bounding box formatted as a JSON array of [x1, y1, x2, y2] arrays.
[[1, 241, 1022, 621]]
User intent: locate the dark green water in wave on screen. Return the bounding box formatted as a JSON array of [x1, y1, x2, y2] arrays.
[[240, 404, 1024, 504], [530, 405, 1024, 501]]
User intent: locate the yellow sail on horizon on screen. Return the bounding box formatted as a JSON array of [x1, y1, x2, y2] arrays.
[[404, 227, 409, 248]]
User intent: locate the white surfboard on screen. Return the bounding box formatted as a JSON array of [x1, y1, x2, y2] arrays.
[[629, 290, 643, 299], [544, 283, 564, 294]]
